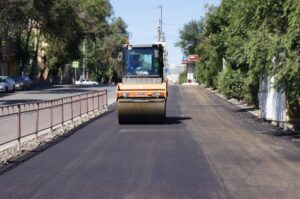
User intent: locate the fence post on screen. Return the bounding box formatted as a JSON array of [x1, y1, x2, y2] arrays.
[[106, 90, 108, 106], [61, 98, 64, 125], [92, 92, 95, 112], [86, 94, 88, 114], [50, 100, 53, 128], [99, 92, 101, 110], [71, 97, 74, 120], [80, 95, 82, 117], [17, 105, 21, 149], [101, 92, 103, 108], [36, 103, 39, 137]]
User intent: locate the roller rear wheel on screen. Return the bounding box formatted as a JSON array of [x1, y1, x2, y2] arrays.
[[118, 100, 166, 124]]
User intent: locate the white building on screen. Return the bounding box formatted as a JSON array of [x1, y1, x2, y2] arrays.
[[182, 55, 199, 85], [165, 64, 186, 84]]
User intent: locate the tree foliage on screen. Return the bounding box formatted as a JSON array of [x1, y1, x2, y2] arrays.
[[217, 68, 244, 99], [177, 0, 300, 117], [0, 0, 128, 83], [179, 70, 187, 84], [176, 19, 205, 55]]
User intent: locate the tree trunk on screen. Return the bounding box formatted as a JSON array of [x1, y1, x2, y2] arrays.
[[30, 32, 41, 78], [20, 20, 35, 74], [39, 37, 57, 81]]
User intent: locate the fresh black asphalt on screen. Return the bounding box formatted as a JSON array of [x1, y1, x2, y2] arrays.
[[0, 86, 300, 199]]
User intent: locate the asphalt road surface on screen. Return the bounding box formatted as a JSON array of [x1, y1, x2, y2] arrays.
[[0, 85, 116, 106], [0, 86, 300, 199]]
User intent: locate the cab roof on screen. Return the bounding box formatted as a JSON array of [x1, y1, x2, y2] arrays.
[[122, 44, 163, 48]]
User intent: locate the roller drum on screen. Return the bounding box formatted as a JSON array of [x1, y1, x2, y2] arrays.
[[118, 99, 166, 124]]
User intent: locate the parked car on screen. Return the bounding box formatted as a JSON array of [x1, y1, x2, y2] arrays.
[[75, 79, 99, 86], [0, 76, 15, 93], [11, 76, 32, 90]]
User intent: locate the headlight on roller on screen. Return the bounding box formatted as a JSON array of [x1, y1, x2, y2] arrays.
[[152, 92, 161, 97], [122, 93, 129, 98]]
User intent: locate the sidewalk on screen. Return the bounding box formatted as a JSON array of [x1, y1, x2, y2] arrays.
[[203, 85, 261, 117]]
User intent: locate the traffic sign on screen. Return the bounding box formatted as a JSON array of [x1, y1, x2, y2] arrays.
[[164, 67, 169, 74], [72, 61, 79, 68], [182, 55, 188, 64]]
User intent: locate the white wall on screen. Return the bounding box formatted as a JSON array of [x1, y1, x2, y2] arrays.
[[187, 63, 195, 83], [166, 64, 186, 84], [258, 76, 286, 126]]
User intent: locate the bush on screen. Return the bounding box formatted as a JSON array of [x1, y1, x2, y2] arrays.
[[217, 68, 244, 99], [195, 60, 221, 89], [242, 74, 259, 106], [179, 70, 187, 84]]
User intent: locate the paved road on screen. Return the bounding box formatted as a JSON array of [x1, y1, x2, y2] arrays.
[[0, 86, 300, 199], [0, 85, 116, 106]]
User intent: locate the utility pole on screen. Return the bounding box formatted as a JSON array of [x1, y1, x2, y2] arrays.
[[82, 39, 87, 79], [157, 5, 163, 42], [160, 5, 163, 41], [157, 20, 161, 42]]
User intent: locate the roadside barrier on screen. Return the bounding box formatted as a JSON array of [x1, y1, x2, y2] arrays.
[[0, 90, 107, 150]]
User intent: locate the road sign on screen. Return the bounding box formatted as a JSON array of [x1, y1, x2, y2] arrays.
[[72, 61, 79, 68], [188, 55, 199, 62], [182, 55, 188, 64], [164, 67, 169, 74]]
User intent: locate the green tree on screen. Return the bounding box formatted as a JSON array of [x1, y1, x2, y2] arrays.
[[176, 19, 205, 55], [0, 0, 129, 83], [178, 0, 300, 116]]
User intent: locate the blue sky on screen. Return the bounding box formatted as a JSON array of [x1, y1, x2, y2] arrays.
[[110, 0, 220, 66]]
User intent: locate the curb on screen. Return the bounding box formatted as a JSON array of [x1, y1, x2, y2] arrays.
[[202, 85, 261, 118], [201, 85, 300, 134]]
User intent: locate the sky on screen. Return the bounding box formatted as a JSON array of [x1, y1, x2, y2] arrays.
[[110, 0, 220, 66]]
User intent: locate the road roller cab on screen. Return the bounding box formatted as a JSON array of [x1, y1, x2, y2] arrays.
[[116, 43, 168, 124]]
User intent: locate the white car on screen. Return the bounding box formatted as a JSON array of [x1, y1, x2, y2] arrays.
[[0, 76, 15, 93], [75, 79, 99, 86]]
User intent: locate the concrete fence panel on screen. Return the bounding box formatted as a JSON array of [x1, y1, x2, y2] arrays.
[[88, 93, 94, 112], [52, 99, 63, 126], [103, 92, 107, 107], [62, 97, 72, 122], [0, 90, 107, 149], [20, 104, 38, 137], [0, 114, 18, 144], [20, 111, 38, 137], [72, 100, 81, 118], [80, 97, 88, 115], [99, 93, 104, 107], [93, 95, 99, 110], [38, 107, 51, 131], [63, 103, 72, 122]]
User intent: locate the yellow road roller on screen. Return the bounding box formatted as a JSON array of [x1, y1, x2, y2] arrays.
[[116, 43, 168, 124]]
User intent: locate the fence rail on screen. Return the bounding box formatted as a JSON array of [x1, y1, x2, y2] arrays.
[[0, 90, 107, 148]]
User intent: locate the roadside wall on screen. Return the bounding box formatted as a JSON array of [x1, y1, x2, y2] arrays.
[[258, 76, 286, 128], [0, 90, 108, 163]]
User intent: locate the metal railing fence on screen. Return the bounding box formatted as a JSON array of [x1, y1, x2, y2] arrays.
[[0, 90, 107, 147]]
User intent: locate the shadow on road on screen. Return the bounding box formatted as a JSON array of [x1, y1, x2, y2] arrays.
[[261, 129, 300, 139], [165, 116, 192, 124], [234, 107, 257, 112], [0, 92, 15, 98], [118, 116, 192, 125], [28, 88, 98, 95]]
